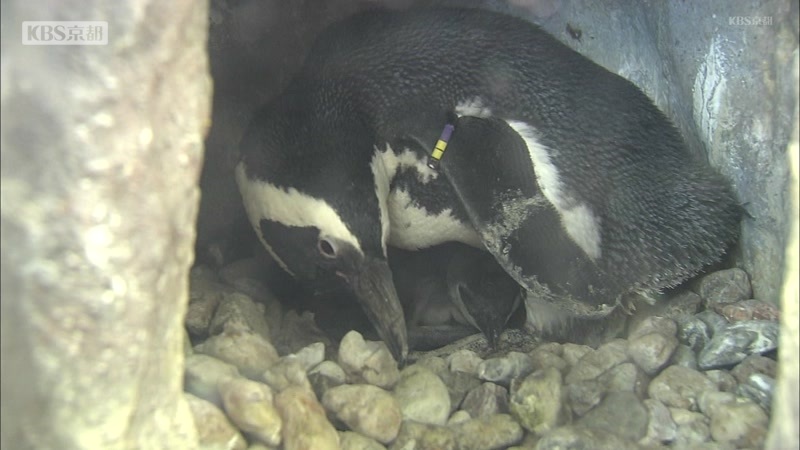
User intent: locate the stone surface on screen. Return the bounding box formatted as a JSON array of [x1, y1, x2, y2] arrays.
[[697, 268, 753, 307], [670, 344, 698, 370], [718, 299, 781, 322], [393, 365, 451, 425], [736, 373, 775, 413], [697, 320, 780, 369], [730, 354, 778, 383], [186, 393, 247, 450], [388, 421, 457, 450], [534, 425, 641, 450], [704, 370, 738, 392], [0, 0, 210, 447], [509, 367, 564, 434], [274, 386, 339, 450], [184, 354, 240, 406], [628, 316, 678, 341], [186, 278, 225, 338], [598, 362, 649, 396], [695, 310, 730, 334], [308, 360, 347, 400], [338, 331, 400, 389], [670, 408, 711, 446], [708, 398, 769, 447], [528, 347, 569, 373], [219, 377, 282, 447], [262, 359, 311, 392], [338, 431, 386, 450], [461, 382, 509, 418], [627, 332, 679, 375], [452, 414, 524, 450], [560, 343, 593, 367], [639, 399, 677, 447], [194, 321, 279, 380], [648, 366, 717, 410], [322, 384, 402, 444], [447, 349, 484, 374], [208, 292, 271, 341], [565, 379, 606, 417], [677, 316, 712, 353], [477, 351, 535, 385], [577, 391, 648, 442], [564, 340, 629, 385]]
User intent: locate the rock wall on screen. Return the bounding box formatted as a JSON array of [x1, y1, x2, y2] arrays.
[[0, 0, 211, 448]]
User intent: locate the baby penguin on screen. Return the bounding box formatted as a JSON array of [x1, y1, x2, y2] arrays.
[[389, 242, 523, 349]]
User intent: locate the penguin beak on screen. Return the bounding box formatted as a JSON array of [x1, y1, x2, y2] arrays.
[[350, 257, 408, 363]]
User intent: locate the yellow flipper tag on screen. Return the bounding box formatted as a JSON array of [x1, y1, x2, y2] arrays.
[[427, 123, 455, 170]]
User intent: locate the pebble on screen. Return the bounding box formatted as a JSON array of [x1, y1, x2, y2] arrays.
[[730, 353, 777, 383], [670, 407, 711, 446], [185, 392, 247, 450], [452, 414, 523, 450], [639, 398, 677, 447], [534, 425, 642, 450], [704, 369, 738, 392], [276, 310, 332, 356], [677, 316, 712, 352], [577, 391, 648, 441], [308, 360, 347, 399], [393, 365, 451, 425], [564, 339, 629, 385], [648, 365, 717, 410], [447, 410, 471, 425], [228, 277, 284, 336], [442, 370, 482, 413], [697, 320, 780, 369], [528, 347, 569, 373], [262, 359, 311, 392], [389, 421, 457, 450], [598, 362, 649, 397], [322, 384, 402, 444], [695, 310, 729, 334], [670, 344, 698, 370], [186, 282, 223, 338], [627, 331, 678, 375], [509, 367, 564, 434], [184, 353, 240, 405], [338, 330, 400, 389], [338, 431, 387, 450], [735, 373, 775, 412], [565, 379, 605, 417], [447, 349, 483, 374], [628, 316, 678, 340], [274, 385, 340, 450], [697, 268, 752, 307], [194, 321, 280, 379], [208, 291, 271, 341], [560, 343, 593, 366], [718, 299, 780, 322], [655, 290, 703, 318], [477, 351, 534, 385], [707, 397, 769, 447], [461, 382, 509, 418], [219, 377, 283, 447]]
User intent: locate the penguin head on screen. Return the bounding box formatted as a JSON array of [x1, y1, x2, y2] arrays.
[[236, 101, 408, 362]]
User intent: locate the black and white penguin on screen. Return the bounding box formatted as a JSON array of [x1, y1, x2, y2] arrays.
[[235, 7, 742, 362]]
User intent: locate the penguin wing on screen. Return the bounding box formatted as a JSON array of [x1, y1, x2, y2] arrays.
[[439, 116, 619, 317]]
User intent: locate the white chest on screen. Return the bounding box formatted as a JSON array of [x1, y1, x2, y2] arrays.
[[387, 189, 482, 250]]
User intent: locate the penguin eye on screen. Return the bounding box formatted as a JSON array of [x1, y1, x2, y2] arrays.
[[317, 238, 338, 259]]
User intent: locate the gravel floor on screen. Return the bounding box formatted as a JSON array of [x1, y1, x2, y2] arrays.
[[184, 258, 778, 450]]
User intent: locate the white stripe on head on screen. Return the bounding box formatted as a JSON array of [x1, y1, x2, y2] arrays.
[[455, 97, 492, 118], [235, 162, 364, 267], [370, 149, 392, 256], [506, 120, 602, 260]]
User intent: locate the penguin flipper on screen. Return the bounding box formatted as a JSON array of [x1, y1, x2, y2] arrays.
[[439, 116, 620, 325]]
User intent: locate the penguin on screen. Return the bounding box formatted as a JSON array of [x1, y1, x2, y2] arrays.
[[235, 7, 742, 362], [389, 242, 523, 349]]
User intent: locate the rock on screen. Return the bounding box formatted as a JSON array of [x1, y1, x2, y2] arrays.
[[598, 362, 649, 397], [639, 399, 677, 447], [697, 390, 737, 417], [529, 347, 569, 373], [677, 316, 712, 352], [627, 332, 679, 375], [447, 349, 483, 374], [697, 268, 752, 306], [447, 410, 471, 425], [194, 321, 279, 379], [648, 366, 717, 410], [388, 421, 457, 450], [209, 291, 271, 341], [704, 369, 738, 392], [730, 353, 777, 383], [308, 360, 347, 399], [509, 367, 565, 434], [276, 310, 332, 356], [186, 279, 224, 337], [695, 310, 729, 334], [628, 316, 678, 340], [577, 391, 648, 441], [393, 365, 451, 425], [184, 354, 240, 405], [228, 277, 284, 337], [274, 386, 339, 450], [185, 393, 247, 450], [219, 377, 282, 447], [284, 342, 326, 371], [534, 425, 641, 450], [669, 344, 698, 370], [561, 343, 593, 367], [477, 351, 535, 385], [338, 330, 400, 389], [262, 359, 311, 392], [656, 291, 703, 319], [707, 398, 769, 447], [322, 384, 402, 444], [338, 431, 386, 450], [565, 379, 606, 417], [442, 370, 483, 414], [452, 414, 524, 450], [564, 340, 629, 385], [669, 408, 710, 446], [218, 257, 262, 285], [461, 382, 509, 418], [718, 299, 780, 322], [735, 373, 775, 412], [697, 320, 780, 369]]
